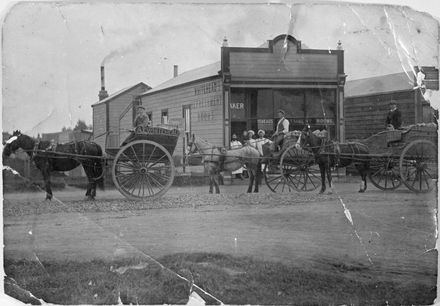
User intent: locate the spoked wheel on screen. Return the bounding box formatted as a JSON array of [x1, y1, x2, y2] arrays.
[[280, 145, 320, 191], [263, 160, 296, 193], [399, 140, 438, 193], [112, 140, 175, 200], [369, 156, 402, 190]]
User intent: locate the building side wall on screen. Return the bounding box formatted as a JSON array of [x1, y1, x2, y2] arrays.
[[345, 91, 415, 140], [141, 77, 223, 157], [93, 103, 107, 149], [229, 40, 338, 81]]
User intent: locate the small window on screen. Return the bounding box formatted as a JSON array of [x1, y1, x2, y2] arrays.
[[147, 112, 153, 125], [161, 109, 168, 124]]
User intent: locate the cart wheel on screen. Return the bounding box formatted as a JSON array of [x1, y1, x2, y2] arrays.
[[399, 140, 438, 193], [263, 161, 296, 193], [112, 140, 175, 200], [281, 145, 320, 191], [369, 156, 402, 190]]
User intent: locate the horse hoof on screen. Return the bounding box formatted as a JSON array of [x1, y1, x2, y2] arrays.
[[358, 189, 365, 193], [319, 190, 325, 194], [254, 190, 259, 193], [209, 191, 213, 194]]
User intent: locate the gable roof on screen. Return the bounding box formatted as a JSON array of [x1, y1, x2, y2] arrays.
[[345, 72, 414, 98], [92, 82, 150, 107], [140, 61, 221, 96]]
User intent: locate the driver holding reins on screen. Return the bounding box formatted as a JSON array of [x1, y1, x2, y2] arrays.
[[134, 105, 151, 130]]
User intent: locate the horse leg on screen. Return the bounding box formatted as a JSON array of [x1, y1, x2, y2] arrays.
[[42, 169, 53, 200], [356, 164, 368, 193], [247, 170, 254, 193], [326, 165, 333, 194], [253, 168, 259, 193], [83, 166, 95, 200], [319, 163, 326, 194], [209, 174, 213, 194], [214, 172, 220, 194]]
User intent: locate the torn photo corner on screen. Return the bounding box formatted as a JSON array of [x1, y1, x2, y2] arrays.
[[1, 1, 439, 305]]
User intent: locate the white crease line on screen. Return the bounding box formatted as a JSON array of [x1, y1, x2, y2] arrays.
[[335, 191, 373, 265]]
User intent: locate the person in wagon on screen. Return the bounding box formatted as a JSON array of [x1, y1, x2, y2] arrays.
[[134, 105, 151, 129], [385, 101, 402, 130], [272, 109, 290, 151]]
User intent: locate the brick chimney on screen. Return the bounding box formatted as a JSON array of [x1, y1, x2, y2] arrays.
[[173, 65, 178, 78], [98, 65, 109, 101]]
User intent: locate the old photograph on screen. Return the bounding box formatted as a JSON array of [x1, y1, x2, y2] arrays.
[[1, 0, 439, 305]]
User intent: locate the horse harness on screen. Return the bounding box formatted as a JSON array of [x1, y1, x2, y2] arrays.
[[203, 146, 227, 171]]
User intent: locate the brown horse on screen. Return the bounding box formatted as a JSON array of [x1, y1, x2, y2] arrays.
[[298, 125, 370, 193], [188, 135, 260, 193]]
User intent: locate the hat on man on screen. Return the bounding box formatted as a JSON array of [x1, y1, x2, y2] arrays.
[[137, 105, 146, 110], [258, 129, 265, 136], [389, 100, 397, 106], [248, 130, 255, 136], [278, 109, 286, 116]]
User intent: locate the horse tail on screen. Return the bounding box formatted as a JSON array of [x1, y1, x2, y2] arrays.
[[94, 143, 105, 190]]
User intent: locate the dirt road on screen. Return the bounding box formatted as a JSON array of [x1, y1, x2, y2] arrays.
[[3, 181, 437, 285]]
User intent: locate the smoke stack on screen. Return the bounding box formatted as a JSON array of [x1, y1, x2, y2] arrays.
[[98, 65, 109, 101], [173, 65, 178, 78]]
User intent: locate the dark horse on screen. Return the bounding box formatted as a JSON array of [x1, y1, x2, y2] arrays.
[[3, 131, 104, 200], [298, 125, 370, 193]]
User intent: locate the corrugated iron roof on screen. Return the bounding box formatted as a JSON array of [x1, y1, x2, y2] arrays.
[[345, 72, 414, 98], [140, 61, 221, 96], [92, 82, 149, 106]]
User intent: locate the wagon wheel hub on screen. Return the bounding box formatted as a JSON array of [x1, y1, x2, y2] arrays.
[[139, 167, 148, 174]]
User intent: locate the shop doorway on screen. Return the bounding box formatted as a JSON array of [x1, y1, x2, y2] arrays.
[[231, 121, 248, 143]]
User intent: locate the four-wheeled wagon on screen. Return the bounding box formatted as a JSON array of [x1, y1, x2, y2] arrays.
[[361, 124, 438, 193]]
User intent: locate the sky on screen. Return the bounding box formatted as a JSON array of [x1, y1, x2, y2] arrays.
[[1, 0, 439, 136]]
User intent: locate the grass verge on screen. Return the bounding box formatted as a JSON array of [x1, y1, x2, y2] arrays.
[[4, 252, 436, 305]]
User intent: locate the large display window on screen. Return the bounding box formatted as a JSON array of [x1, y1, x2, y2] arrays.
[[230, 88, 337, 139]]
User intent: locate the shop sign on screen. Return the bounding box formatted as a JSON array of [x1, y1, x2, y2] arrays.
[[230, 101, 245, 119], [291, 118, 305, 124], [257, 119, 273, 131], [314, 118, 335, 125]]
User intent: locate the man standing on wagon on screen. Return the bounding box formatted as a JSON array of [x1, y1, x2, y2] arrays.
[[272, 109, 289, 151]]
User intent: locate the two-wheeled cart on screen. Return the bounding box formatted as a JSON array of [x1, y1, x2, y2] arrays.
[[105, 126, 180, 200]]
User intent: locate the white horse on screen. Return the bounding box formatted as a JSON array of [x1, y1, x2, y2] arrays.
[[188, 135, 260, 193]]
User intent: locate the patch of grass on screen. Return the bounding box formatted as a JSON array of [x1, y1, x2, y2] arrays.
[[4, 253, 436, 305]]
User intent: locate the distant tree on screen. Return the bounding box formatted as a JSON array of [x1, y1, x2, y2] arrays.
[[73, 120, 88, 131], [62, 126, 72, 132]]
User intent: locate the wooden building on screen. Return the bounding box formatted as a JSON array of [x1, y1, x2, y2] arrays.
[[138, 34, 346, 160], [344, 67, 439, 140], [91, 81, 151, 151]]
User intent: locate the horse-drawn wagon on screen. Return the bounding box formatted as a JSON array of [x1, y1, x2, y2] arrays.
[[262, 131, 321, 193], [105, 126, 180, 200], [361, 124, 438, 193]]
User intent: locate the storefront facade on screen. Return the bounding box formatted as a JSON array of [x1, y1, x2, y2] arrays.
[[139, 34, 345, 159], [222, 34, 345, 145]]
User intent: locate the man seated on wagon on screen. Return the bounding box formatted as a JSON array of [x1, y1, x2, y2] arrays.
[[134, 105, 151, 131], [385, 101, 402, 130]]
